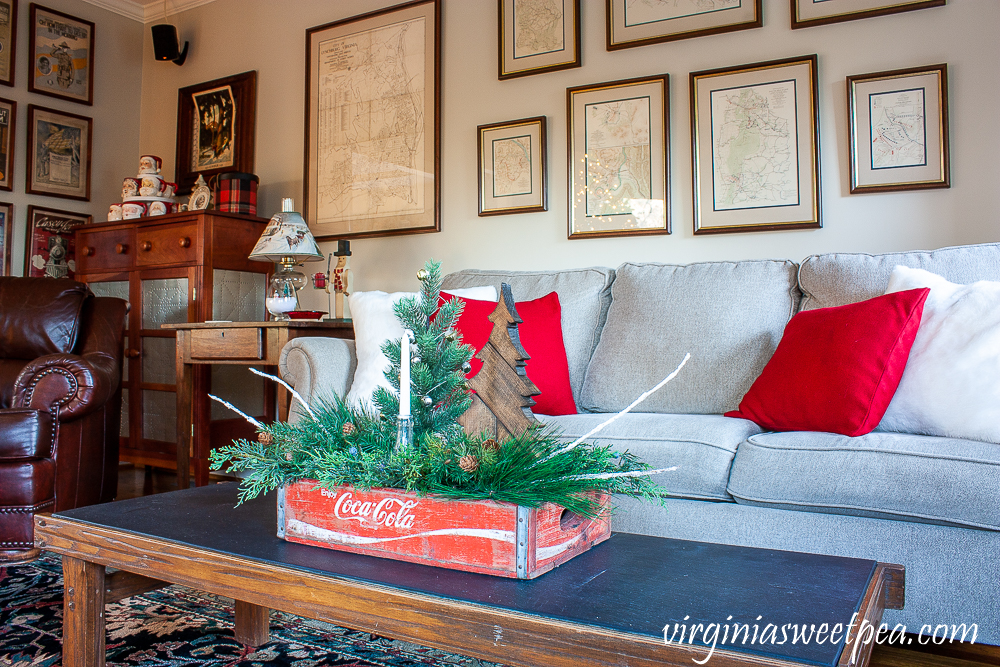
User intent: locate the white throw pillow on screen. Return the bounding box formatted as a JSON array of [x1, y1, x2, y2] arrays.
[[879, 266, 1000, 443], [345, 286, 497, 411]]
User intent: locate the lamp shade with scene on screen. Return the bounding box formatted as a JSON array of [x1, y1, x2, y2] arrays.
[[249, 198, 324, 320]]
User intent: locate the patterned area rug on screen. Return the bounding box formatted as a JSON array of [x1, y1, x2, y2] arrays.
[[0, 553, 503, 666]]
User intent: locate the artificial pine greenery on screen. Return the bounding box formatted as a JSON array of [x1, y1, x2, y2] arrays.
[[210, 260, 667, 515]]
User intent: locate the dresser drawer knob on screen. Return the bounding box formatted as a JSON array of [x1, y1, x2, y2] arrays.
[[140, 241, 152, 252], [115, 243, 129, 254], [125, 348, 140, 358], [178, 236, 191, 248], [81, 246, 95, 257]]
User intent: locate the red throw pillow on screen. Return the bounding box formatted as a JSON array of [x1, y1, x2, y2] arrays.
[[725, 288, 930, 436], [441, 292, 577, 416]]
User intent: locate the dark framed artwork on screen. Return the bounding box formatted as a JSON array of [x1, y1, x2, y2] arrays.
[[567, 75, 670, 239], [28, 3, 95, 105], [690, 55, 821, 234], [606, 0, 761, 50], [0, 0, 18, 87], [791, 0, 946, 29], [0, 202, 12, 276], [305, 0, 440, 240], [175, 70, 257, 194], [478, 116, 547, 216], [499, 0, 581, 80], [848, 64, 949, 194], [26, 104, 92, 202], [24, 205, 91, 279], [0, 97, 14, 191]]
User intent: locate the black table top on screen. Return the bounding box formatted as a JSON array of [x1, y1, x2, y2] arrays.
[[59, 483, 876, 666]]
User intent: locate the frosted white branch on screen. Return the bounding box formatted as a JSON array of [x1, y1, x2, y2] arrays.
[[249, 367, 319, 421], [563, 466, 678, 481], [208, 393, 264, 429]]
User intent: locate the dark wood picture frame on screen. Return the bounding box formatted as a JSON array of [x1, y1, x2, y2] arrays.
[[499, 0, 581, 80], [26, 103, 92, 202], [791, 0, 946, 29], [606, 0, 761, 50], [0, 97, 14, 191], [478, 116, 547, 216], [23, 204, 91, 279], [847, 64, 950, 194], [304, 0, 440, 240], [28, 3, 95, 105], [0, 0, 18, 87], [690, 55, 821, 235], [174, 70, 257, 195], [0, 202, 12, 276], [567, 74, 670, 240]]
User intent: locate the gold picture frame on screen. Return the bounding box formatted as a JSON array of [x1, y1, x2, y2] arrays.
[[26, 104, 92, 202], [499, 0, 580, 80], [606, 0, 761, 50], [478, 116, 547, 216], [791, 0, 945, 29]]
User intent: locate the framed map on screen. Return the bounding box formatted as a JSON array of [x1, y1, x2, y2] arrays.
[[26, 104, 92, 202], [0, 202, 11, 276], [567, 75, 669, 239], [0, 1, 17, 87], [690, 56, 820, 235], [24, 205, 90, 279], [305, 0, 440, 239], [607, 0, 761, 50], [478, 116, 547, 216], [847, 64, 949, 193], [28, 4, 95, 105], [499, 0, 580, 80], [791, 0, 945, 29], [0, 97, 14, 191]]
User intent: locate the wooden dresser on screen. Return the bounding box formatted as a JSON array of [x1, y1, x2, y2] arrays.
[[74, 211, 271, 473]]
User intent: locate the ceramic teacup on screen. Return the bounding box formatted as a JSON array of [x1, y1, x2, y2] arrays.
[[122, 177, 141, 199], [122, 202, 146, 219], [139, 174, 165, 197], [108, 204, 123, 221], [148, 201, 168, 216], [138, 155, 162, 175], [162, 181, 178, 197]]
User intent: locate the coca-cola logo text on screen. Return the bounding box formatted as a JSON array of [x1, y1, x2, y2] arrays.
[[323, 489, 417, 530]]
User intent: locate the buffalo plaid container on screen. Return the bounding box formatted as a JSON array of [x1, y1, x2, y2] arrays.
[[216, 172, 258, 215]]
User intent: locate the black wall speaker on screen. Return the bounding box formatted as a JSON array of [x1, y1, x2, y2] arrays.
[[151, 24, 188, 65]]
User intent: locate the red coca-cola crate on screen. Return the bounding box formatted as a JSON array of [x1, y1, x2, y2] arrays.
[[278, 481, 611, 579]]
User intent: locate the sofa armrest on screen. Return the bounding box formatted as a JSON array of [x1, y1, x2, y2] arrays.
[[13, 351, 119, 421], [279, 338, 357, 420]]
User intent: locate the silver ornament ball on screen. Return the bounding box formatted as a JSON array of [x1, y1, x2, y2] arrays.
[[416, 268, 429, 281], [421, 395, 433, 407]]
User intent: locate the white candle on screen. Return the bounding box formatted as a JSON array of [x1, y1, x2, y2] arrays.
[[399, 330, 411, 418]]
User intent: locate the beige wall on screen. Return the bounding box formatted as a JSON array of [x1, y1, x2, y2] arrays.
[[137, 0, 999, 311], [6, 0, 143, 275]]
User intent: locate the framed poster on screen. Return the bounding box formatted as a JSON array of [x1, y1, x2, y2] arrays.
[[28, 4, 95, 105], [305, 0, 440, 240], [0, 1, 17, 87], [690, 55, 820, 235], [607, 0, 761, 50], [848, 64, 949, 193], [791, 0, 945, 29], [499, 0, 580, 79], [26, 104, 92, 202], [478, 116, 547, 216], [24, 205, 91, 279], [175, 70, 257, 195], [0, 97, 14, 191], [0, 202, 11, 276], [567, 75, 669, 239]]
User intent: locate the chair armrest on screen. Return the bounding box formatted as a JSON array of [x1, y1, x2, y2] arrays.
[[279, 338, 357, 421], [13, 351, 120, 421]]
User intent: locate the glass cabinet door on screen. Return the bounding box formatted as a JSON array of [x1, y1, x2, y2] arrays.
[[140, 276, 189, 451]]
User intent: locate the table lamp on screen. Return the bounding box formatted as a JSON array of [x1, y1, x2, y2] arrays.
[[249, 198, 324, 320]]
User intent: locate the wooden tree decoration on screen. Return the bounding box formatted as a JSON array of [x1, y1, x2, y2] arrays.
[[458, 283, 540, 439]]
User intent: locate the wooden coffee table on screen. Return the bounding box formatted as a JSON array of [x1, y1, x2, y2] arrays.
[[34, 483, 903, 667]]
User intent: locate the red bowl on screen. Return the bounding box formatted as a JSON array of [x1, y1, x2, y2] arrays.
[[287, 311, 327, 320]]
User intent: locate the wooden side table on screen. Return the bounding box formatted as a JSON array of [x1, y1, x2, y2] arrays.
[[164, 321, 353, 488]]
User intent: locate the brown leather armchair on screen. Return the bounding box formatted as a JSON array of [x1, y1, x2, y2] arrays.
[[0, 278, 127, 563]]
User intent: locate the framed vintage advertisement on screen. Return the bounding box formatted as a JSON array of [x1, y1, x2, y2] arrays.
[[175, 70, 257, 195], [24, 205, 91, 279], [0, 97, 14, 191], [607, 0, 761, 50], [0, 202, 12, 276], [0, 1, 17, 87], [499, 0, 580, 80], [847, 64, 949, 193], [305, 0, 440, 240], [791, 0, 945, 29], [567, 75, 669, 239], [690, 55, 820, 235], [478, 116, 547, 216], [28, 4, 95, 105], [26, 104, 92, 202]]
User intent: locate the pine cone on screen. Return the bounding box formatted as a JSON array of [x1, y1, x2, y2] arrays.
[[459, 454, 479, 473], [481, 439, 499, 452], [257, 431, 273, 445], [342, 422, 356, 436]]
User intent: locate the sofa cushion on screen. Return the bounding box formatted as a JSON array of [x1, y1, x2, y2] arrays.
[[0, 277, 89, 359], [539, 413, 762, 501], [727, 431, 1000, 530], [580, 260, 799, 414], [798, 242, 1000, 311], [442, 268, 614, 409]]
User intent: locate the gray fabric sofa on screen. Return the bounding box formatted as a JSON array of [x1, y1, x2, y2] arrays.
[[279, 243, 1000, 645]]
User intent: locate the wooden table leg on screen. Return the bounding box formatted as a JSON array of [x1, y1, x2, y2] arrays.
[[234, 599, 270, 646], [175, 331, 192, 490], [62, 555, 106, 667]]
